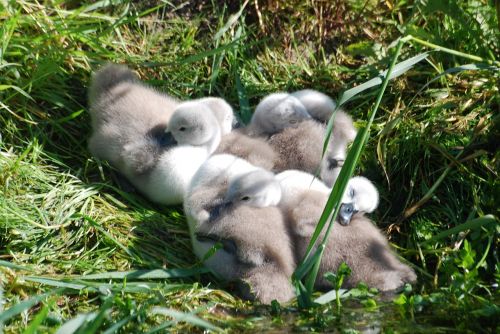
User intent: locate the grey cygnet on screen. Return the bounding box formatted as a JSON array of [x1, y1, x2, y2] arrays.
[[88, 63, 209, 204], [184, 155, 295, 303], [288, 189, 417, 291]]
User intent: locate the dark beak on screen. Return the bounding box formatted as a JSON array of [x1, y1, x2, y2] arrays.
[[339, 203, 356, 226], [327, 158, 344, 170], [208, 201, 232, 223], [158, 131, 177, 148]]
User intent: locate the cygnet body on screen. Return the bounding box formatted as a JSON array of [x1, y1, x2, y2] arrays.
[[215, 129, 278, 170], [289, 190, 417, 291], [88, 64, 208, 205], [184, 156, 295, 303]]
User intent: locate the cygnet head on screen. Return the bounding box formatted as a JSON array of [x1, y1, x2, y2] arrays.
[[209, 169, 282, 221], [251, 93, 311, 135], [291, 89, 337, 123], [167, 101, 221, 152], [338, 176, 379, 226]]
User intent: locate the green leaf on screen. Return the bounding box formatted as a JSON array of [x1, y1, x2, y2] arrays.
[[294, 38, 408, 309], [409, 63, 499, 105], [75, 297, 113, 334], [101, 316, 132, 334], [314, 289, 348, 305], [213, 1, 248, 41], [337, 52, 429, 106], [393, 293, 408, 306], [235, 72, 252, 124]]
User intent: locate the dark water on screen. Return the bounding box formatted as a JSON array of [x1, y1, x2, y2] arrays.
[[221, 292, 499, 333]]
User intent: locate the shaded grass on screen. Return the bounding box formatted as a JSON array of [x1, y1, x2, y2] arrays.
[[0, 0, 499, 332]]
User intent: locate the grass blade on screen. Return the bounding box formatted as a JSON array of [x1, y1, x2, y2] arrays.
[[22, 303, 50, 334], [409, 63, 499, 105], [0, 289, 64, 323], [0, 260, 34, 271], [421, 215, 497, 245], [151, 307, 220, 332], [314, 289, 348, 305], [337, 52, 429, 106], [55, 312, 97, 334], [75, 268, 209, 280]]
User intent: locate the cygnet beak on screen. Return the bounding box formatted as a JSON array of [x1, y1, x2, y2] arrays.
[[339, 202, 357, 226], [327, 158, 344, 170], [208, 201, 232, 223], [158, 131, 177, 148]]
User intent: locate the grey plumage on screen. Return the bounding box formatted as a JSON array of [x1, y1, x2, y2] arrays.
[[215, 129, 278, 170], [320, 110, 357, 186], [291, 89, 337, 123], [193, 97, 235, 135], [246, 92, 357, 185], [197, 205, 296, 304], [247, 93, 311, 136], [184, 156, 295, 303], [267, 111, 357, 186], [288, 190, 417, 291], [267, 119, 325, 173], [88, 63, 209, 204]]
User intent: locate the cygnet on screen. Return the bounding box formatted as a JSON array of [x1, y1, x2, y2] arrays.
[[247, 92, 357, 186], [184, 156, 295, 303], [289, 190, 417, 291], [246, 93, 311, 136], [88, 63, 209, 205], [268, 111, 356, 186]]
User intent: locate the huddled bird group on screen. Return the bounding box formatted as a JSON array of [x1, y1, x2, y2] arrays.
[[88, 64, 416, 304]]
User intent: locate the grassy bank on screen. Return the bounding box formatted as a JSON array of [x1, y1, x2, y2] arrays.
[[1, 1, 498, 332]]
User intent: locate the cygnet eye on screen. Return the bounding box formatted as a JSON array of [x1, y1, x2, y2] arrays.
[[240, 196, 250, 201], [179, 127, 186, 132], [289, 119, 298, 124]]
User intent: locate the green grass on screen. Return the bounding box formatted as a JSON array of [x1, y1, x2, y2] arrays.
[[1, 0, 499, 332]]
